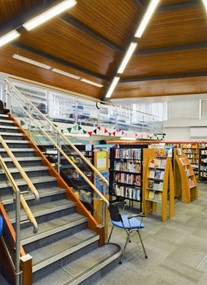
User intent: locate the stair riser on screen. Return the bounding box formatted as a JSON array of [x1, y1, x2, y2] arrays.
[[0, 116, 10, 121], [24, 222, 87, 253], [0, 129, 19, 134], [3, 192, 66, 212], [4, 160, 42, 168], [32, 241, 99, 283], [0, 170, 49, 180], [0, 151, 35, 158], [0, 134, 24, 140], [0, 122, 15, 127], [0, 180, 57, 193], [1, 142, 30, 148]]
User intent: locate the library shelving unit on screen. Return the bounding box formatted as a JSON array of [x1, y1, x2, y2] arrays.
[[109, 145, 148, 209], [174, 150, 198, 203], [143, 148, 174, 222], [198, 148, 207, 182], [181, 143, 199, 176]]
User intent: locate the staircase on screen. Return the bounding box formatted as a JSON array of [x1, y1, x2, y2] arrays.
[[0, 113, 121, 285]]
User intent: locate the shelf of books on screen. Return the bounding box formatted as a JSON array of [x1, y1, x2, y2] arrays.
[[198, 148, 207, 182], [174, 150, 198, 203], [109, 145, 148, 208], [143, 149, 174, 222]]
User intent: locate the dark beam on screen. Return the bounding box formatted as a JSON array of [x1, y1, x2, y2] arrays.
[[133, 0, 145, 11], [12, 42, 109, 82], [136, 42, 207, 56], [158, 0, 199, 12], [120, 72, 207, 83], [60, 14, 122, 53], [0, 0, 59, 36]]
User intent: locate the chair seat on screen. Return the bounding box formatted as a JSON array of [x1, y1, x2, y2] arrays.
[[112, 214, 144, 229]]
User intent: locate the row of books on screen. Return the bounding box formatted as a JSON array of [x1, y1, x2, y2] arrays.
[[114, 160, 141, 172], [114, 148, 141, 160], [114, 184, 141, 200], [179, 157, 189, 165], [114, 172, 141, 186], [149, 158, 166, 169], [148, 169, 165, 180], [148, 191, 162, 201], [201, 150, 207, 155], [148, 179, 163, 191]]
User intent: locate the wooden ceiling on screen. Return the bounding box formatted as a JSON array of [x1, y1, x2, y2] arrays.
[[1, 0, 207, 102]]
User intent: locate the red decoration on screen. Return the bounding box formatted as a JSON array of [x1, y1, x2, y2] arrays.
[[104, 128, 108, 133], [88, 131, 93, 137]]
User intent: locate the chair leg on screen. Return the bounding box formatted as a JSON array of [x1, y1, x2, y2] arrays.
[[119, 231, 130, 264], [136, 229, 148, 258], [107, 225, 114, 243]]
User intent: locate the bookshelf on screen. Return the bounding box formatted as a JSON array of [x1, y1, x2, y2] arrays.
[[143, 149, 174, 222], [174, 150, 198, 203], [109, 145, 148, 208], [198, 148, 207, 182], [181, 143, 199, 176]]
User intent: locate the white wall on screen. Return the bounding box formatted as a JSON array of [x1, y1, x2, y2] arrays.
[[164, 97, 207, 141]]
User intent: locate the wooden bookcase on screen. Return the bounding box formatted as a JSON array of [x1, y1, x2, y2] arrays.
[[174, 150, 198, 203], [143, 149, 174, 222], [109, 145, 148, 209]]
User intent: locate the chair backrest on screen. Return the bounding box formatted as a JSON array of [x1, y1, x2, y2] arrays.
[[0, 100, 4, 114], [108, 204, 122, 222], [0, 215, 3, 236]]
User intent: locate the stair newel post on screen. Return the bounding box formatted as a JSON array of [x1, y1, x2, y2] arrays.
[[57, 132, 61, 173], [15, 188, 22, 285]]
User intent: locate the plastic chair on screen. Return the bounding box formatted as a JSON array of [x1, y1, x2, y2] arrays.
[[107, 203, 148, 264]]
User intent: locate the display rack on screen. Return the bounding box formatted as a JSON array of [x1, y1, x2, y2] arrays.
[[198, 148, 207, 182], [143, 148, 174, 222], [174, 150, 198, 203], [109, 145, 147, 209]]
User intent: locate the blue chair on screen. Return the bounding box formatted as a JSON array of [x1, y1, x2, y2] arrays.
[[0, 215, 3, 236], [108, 203, 148, 264]]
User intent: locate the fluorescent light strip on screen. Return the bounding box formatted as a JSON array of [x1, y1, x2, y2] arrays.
[[80, 78, 103, 88], [0, 30, 20, 47], [117, 42, 137, 74], [120, 137, 136, 140], [105, 76, 120, 99], [23, 0, 77, 31], [52, 68, 80, 80], [202, 0, 207, 12], [12, 54, 51, 69], [134, 0, 160, 38]]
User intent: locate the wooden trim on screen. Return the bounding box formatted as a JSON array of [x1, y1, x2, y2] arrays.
[[20, 255, 32, 285]]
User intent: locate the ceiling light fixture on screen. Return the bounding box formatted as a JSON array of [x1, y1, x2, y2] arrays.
[[117, 42, 137, 74], [0, 30, 20, 47], [80, 78, 103, 88], [105, 76, 120, 99], [120, 137, 136, 140], [12, 54, 51, 69], [134, 0, 160, 38], [23, 0, 77, 31], [202, 0, 207, 12], [51, 68, 80, 80]]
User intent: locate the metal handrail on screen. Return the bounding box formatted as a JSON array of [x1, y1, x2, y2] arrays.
[[6, 79, 109, 208], [0, 156, 38, 233], [0, 136, 39, 202]]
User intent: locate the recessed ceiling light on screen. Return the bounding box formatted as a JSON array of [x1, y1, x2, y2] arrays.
[[12, 54, 51, 69], [0, 30, 20, 47]]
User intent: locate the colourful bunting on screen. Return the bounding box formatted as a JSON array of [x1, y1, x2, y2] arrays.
[[93, 129, 97, 134], [112, 131, 116, 136], [104, 128, 108, 133], [67, 127, 72, 133], [78, 125, 82, 131], [88, 131, 93, 137], [97, 126, 101, 130], [20, 120, 25, 126]]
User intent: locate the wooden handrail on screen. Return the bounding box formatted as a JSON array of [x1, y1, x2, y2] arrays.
[[6, 78, 109, 187], [6, 82, 109, 207], [0, 136, 39, 202], [0, 156, 38, 233]]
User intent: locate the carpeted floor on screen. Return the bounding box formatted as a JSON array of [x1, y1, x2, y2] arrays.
[[96, 182, 207, 285]]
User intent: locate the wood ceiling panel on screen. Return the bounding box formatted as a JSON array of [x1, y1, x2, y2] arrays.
[[138, 5, 207, 49], [0, 0, 42, 26], [113, 76, 207, 99], [0, 46, 102, 99], [67, 0, 141, 47], [124, 48, 207, 77], [18, 17, 117, 77]]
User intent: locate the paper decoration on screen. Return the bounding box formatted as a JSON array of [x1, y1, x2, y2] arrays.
[[88, 131, 93, 137], [67, 127, 72, 133]]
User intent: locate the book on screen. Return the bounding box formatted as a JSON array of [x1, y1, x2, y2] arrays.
[[148, 191, 154, 199], [148, 180, 154, 189]]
